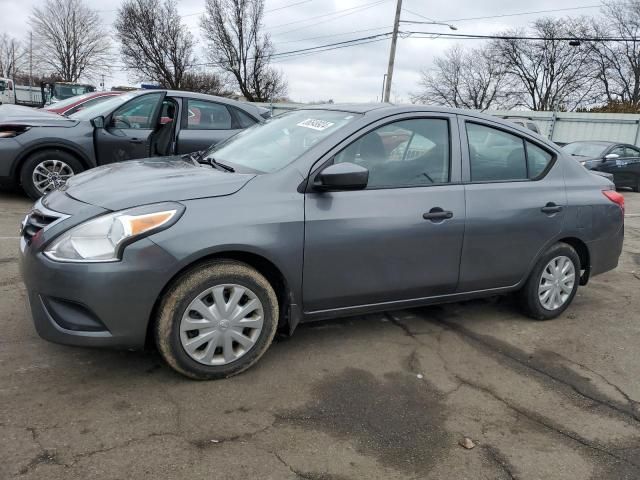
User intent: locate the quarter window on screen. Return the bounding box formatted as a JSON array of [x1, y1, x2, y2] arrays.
[[233, 107, 257, 128], [526, 142, 553, 178], [467, 123, 553, 182], [186, 100, 232, 130], [334, 118, 450, 188]]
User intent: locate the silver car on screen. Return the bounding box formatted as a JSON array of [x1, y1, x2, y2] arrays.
[[19, 104, 625, 379]]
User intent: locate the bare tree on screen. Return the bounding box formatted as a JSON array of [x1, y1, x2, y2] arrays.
[[201, 0, 287, 101], [29, 0, 111, 82], [115, 0, 195, 89], [0, 34, 28, 78], [492, 18, 596, 111], [180, 70, 232, 95], [411, 45, 510, 111], [571, 1, 640, 108]]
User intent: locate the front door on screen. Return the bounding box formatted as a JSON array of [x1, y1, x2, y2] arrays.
[[303, 115, 465, 313], [597, 145, 640, 189], [457, 118, 565, 292], [95, 92, 165, 165]]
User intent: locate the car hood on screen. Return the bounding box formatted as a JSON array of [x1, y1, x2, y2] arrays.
[[60, 156, 257, 211], [0, 104, 77, 127]]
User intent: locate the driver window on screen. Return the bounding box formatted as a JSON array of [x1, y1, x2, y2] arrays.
[[609, 146, 625, 157], [111, 93, 162, 129], [334, 118, 450, 188]]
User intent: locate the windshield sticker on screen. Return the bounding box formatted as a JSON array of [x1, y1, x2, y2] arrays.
[[297, 118, 335, 131]]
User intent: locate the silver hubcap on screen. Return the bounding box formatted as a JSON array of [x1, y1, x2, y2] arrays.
[[32, 160, 74, 195], [538, 256, 576, 311], [180, 284, 264, 366]]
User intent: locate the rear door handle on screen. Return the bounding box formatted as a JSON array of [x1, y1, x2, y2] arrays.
[[541, 203, 563, 214], [423, 208, 453, 221]]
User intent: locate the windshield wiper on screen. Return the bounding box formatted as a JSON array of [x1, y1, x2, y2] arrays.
[[208, 157, 235, 173]]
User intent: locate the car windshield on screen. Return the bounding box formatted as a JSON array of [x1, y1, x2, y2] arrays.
[[0, 80, 6, 91], [205, 109, 361, 173], [562, 142, 609, 158], [69, 91, 139, 120]]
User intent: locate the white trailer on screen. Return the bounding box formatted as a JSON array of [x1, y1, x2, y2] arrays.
[[0, 78, 42, 107]]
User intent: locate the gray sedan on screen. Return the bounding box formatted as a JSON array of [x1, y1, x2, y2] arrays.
[[0, 90, 267, 198], [19, 104, 624, 379]]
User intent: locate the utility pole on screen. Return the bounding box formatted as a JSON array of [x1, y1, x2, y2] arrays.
[[383, 0, 402, 103], [29, 32, 33, 87]]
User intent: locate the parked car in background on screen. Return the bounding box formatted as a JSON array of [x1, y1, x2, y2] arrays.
[[0, 90, 265, 198], [44, 91, 123, 116], [563, 141, 640, 191], [19, 105, 624, 379]]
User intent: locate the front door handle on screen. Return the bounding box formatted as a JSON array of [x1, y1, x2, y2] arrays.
[[423, 208, 453, 221], [129, 138, 144, 144], [541, 203, 563, 214]]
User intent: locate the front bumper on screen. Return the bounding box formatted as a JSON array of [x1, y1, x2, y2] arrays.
[[20, 235, 178, 350]]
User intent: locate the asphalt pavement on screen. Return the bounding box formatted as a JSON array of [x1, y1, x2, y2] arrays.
[[1, 189, 639, 480]]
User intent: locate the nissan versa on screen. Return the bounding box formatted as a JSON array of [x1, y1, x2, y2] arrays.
[[19, 105, 625, 379]]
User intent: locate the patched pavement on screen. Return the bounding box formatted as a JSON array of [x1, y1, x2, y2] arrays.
[[1, 190, 639, 479]]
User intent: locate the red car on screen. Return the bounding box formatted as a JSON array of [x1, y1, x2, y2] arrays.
[[44, 91, 123, 116]]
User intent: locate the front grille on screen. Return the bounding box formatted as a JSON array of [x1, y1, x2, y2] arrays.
[[21, 202, 66, 242]]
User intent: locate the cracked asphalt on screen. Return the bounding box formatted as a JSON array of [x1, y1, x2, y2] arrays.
[[1, 190, 639, 479]]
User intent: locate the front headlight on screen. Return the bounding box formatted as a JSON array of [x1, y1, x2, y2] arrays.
[[44, 202, 184, 263]]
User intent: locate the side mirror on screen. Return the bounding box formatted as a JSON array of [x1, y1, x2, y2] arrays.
[[314, 162, 369, 191], [604, 153, 619, 160], [91, 116, 105, 128]]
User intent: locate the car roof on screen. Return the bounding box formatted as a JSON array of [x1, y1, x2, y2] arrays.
[[566, 140, 616, 146]]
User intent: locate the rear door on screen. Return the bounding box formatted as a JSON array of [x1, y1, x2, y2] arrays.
[[457, 118, 565, 292], [95, 92, 164, 164], [303, 114, 466, 313], [176, 99, 242, 154]]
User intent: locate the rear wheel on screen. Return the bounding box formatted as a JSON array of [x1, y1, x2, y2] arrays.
[[518, 242, 580, 320], [155, 260, 279, 380], [20, 149, 83, 199]]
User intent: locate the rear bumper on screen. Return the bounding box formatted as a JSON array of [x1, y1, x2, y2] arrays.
[[19, 236, 177, 350], [587, 224, 624, 277]]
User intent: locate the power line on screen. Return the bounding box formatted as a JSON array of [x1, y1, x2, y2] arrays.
[[266, 0, 314, 13], [404, 30, 632, 42], [277, 26, 392, 44], [269, 0, 389, 31], [404, 5, 602, 25]]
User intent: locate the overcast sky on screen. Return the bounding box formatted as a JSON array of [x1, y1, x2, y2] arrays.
[[0, 0, 601, 102]]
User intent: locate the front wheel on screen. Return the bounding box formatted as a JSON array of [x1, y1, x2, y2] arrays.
[[518, 243, 580, 320], [155, 260, 279, 380], [20, 149, 83, 199]]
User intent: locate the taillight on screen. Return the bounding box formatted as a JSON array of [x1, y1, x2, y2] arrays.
[[603, 190, 625, 213]]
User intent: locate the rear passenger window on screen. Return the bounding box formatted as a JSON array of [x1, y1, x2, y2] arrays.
[[186, 100, 232, 130], [467, 123, 526, 181], [467, 123, 553, 182]]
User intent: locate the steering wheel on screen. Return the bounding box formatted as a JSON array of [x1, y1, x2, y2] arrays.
[[114, 116, 132, 129]]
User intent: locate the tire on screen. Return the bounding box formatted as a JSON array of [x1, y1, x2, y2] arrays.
[[633, 177, 639, 193], [155, 260, 279, 380], [518, 242, 580, 321], [19, 149, 84, 200]]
